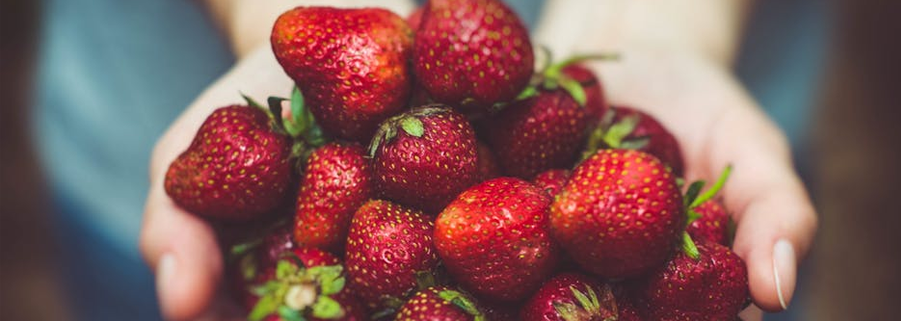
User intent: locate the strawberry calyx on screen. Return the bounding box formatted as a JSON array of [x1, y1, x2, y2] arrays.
[[249, 254, 347, 321], [679, 165, 733, 259], [581, 108, 650, 162], [438, 289, 487, 321], [552, 284, 617, 321], [517, 53, 620, 106], [266, 87, 328, 171], [368, 104, 451, 157]]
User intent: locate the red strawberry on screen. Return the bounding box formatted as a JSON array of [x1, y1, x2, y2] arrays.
[[532, 169, 571, 197], [475, 141, 500, 182], [395, 286, 487, 321], [485, 90, 591, 179], [294, 142, 373, 251], [549, 149, 684, 278], [413, 0, 534, 111], [635, 238, 749, 321], [407, 7, 425, 31], [520, 273, 618, 321], [615, 298, 644, 321], [271, 7, 413, 142], [345, 200, 440, 311], [435, 177, 559, 302], [687, 200, 730, 245], [370, 106, 478, 214], [561, 64, 608, 118], [244, 249, 366, 321], [165, 104, 294, 221], [584, 106, 684, 176]]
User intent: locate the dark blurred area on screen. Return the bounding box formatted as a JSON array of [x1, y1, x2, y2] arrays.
[[1, 0, 899, 320], [0, 0, 71, 320]]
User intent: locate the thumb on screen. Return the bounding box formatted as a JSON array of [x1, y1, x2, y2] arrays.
[[140, 182, 224, 321]]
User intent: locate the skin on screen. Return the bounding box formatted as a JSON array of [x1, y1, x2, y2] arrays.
[[140, 0, 816, 320]]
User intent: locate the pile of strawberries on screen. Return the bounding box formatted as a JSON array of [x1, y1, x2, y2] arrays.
[[164, 0, 749, 320]]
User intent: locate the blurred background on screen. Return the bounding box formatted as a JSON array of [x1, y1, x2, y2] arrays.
[[1, 0, 899, 320]]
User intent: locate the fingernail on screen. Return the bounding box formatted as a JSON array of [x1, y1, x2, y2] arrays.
[[156, 253, 177, 301], [772, 239, 796, 310]]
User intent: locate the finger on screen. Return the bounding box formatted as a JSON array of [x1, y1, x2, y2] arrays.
[[706, 104, 818, 312], [140, 182, 224, 321]]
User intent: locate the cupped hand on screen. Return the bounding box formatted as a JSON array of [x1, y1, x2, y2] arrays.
[[542, 35, 816, 321], [140, 46, 293, 321]]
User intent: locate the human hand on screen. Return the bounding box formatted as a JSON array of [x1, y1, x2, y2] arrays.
[[534, 1, 817, 319]]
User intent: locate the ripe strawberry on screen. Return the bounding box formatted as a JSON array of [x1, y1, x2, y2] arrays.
[[244, 249, 366, 321], [165, 104, 294, 221], [294, 142, 373, 251], [475, 141, 500, 182], [271, 7, 413, 142], [413, 0, 534, 111], [435, 177, 559, 302], [549, 149, 684, 278], [532, 169, 571, 197], [687, 200, 730, 245], [584, 106, 684, 176], [395, 286, 487, 321], [635, 238, 749, 321], [520, 273, 618, 321], [485, 90, 591, 179], [345, 200, 440, 311], [561, 64, 608, 118], [407, 7, 424, 31], [370, 106, 478, 214]]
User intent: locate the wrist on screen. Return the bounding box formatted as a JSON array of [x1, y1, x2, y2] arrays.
[[204, 0, 416, 59]]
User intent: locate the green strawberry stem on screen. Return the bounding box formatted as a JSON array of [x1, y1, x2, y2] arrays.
[[438, 290, 486, 321], [690, 165, 733, 208], [682, 232, 701, 260], [580, 110, 647, 162], [368, 105, 449, 157], [249, 261, 347, 321]]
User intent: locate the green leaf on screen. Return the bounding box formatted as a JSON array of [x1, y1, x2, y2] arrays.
[[278, 305, 306, 321], [683, 181, 705, 208], [311, 295, 343, 319], [682, 232, 700, 260], [619, 137, 650, 150], [242, 93, 267, 111], [251, 280, 282, 296], [320, 275, 345, 296], [687, 209, 702, 225], [515, 86, 539, 101], [276, 260, 298, 279], [248, 294, 281, 321], [559, 78, 587, 106], [400, 117, 425, 137], [690, 165, 733, 208], [603, 115, 640, 148], [570, 286, 593, 311]]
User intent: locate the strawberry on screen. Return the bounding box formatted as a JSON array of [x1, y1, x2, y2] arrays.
[[561, 64, 608, 118], [395, 286, 487, 321], [244, 249, 366, 321], [532, 169, 571, 197], [614, 296, 644, 321], [484, 89, 591, 179], [294, 142, 373, 251], [271, 7, 413, 142], [635, 238, 749, 321], [164, 104, 294, 221], [344, 200, 440, 312], [475, 141, 500, 182], [370, 106, 478, 214], [686, 200, 730, 245], [435, 177, 559, 302], [413, 0, 534, 111], [583, 106, 684, 176], [407, 7, 425, 31], [520, 273, 618, 321], [549, 149, 684, 278]]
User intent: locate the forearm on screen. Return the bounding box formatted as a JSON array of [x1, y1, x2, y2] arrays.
[[201, 0, 416, 59], [534, 0, 752, 67]]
